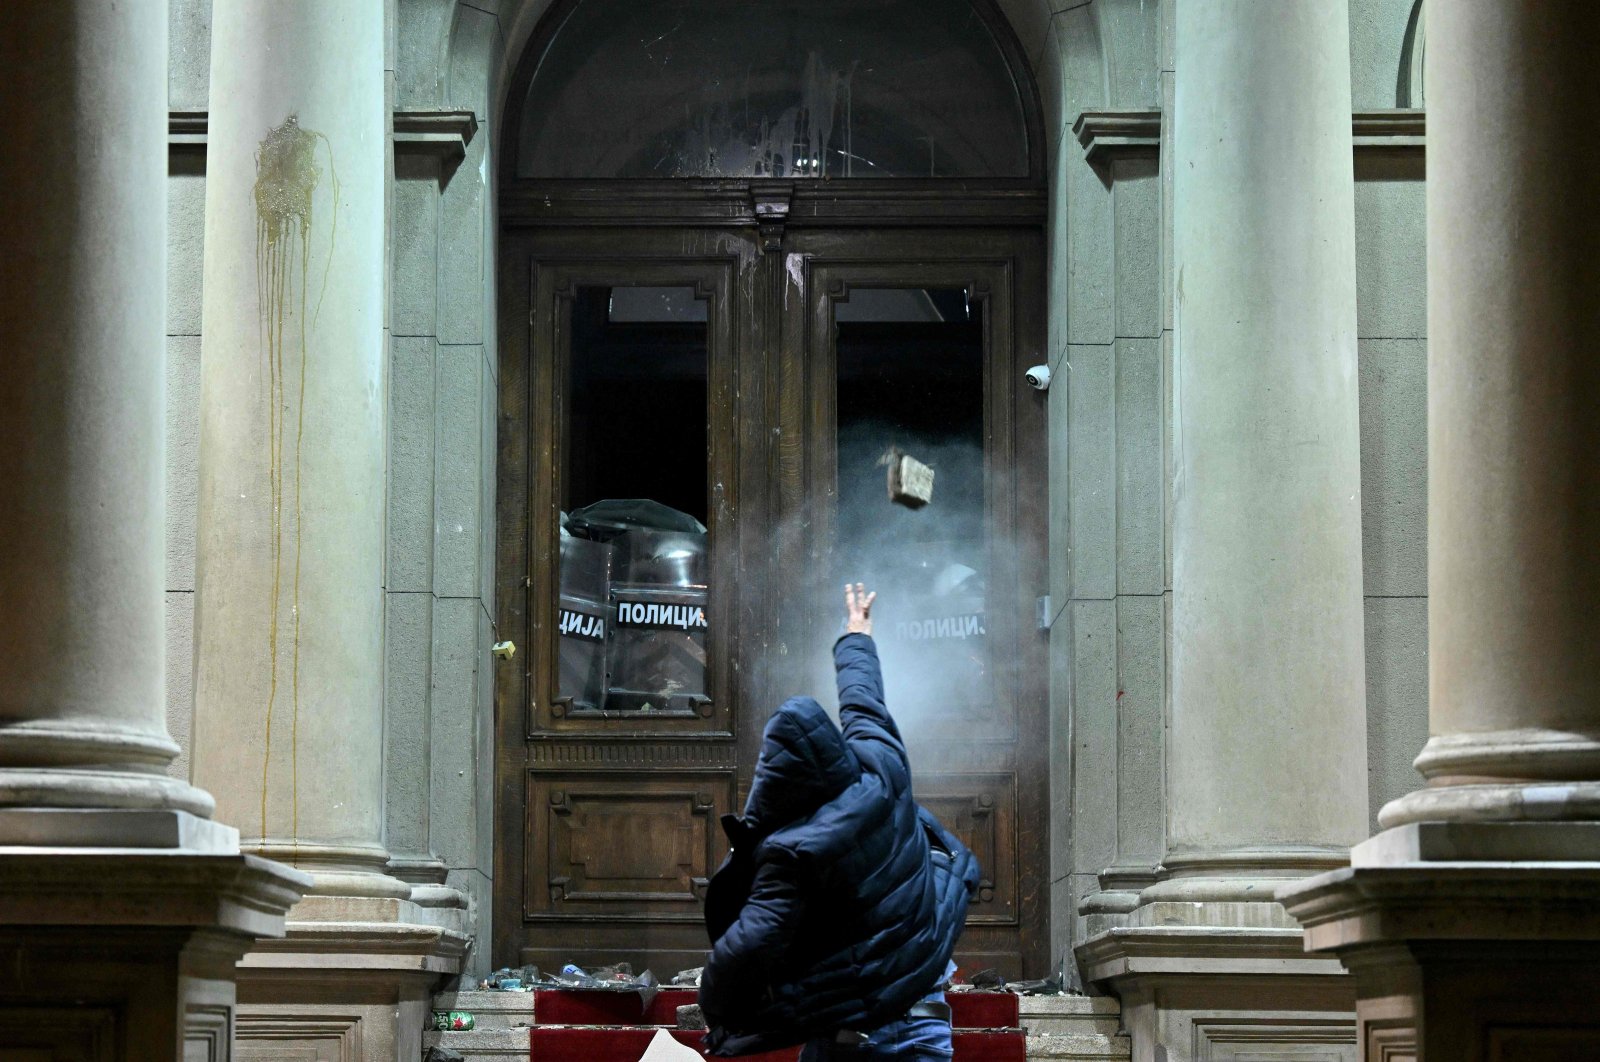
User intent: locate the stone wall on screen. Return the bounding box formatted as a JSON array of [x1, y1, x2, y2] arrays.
[[1353, 0, 1430, 833], [386, 0, 503, 979]]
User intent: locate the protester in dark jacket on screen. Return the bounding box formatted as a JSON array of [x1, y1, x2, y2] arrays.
[[699, 584, 981, 1058]]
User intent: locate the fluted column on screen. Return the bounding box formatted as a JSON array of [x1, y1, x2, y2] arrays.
[[1160, 0, 1368, 899], [193, 0, 406, 898], [0, 0, 211, 819], [1380, 0, 1600, 830]]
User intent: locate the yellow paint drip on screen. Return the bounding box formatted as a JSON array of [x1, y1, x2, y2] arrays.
[[253, 115, 337, 858]]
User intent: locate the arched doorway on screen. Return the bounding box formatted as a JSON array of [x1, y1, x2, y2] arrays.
[[494, 0, 1050, 977]]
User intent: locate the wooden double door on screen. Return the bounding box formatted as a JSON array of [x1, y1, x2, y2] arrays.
[[495, 191, 1048, 978]]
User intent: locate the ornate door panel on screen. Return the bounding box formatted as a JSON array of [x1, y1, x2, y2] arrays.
[[496, 227, 766, 972]]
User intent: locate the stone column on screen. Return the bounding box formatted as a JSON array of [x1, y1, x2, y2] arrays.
[[0, 0, 210, 821], [1161, 0, 1368, 898], [1282, 6, 1600, 1056], [193, 5, 465, 1056], [1079, 4, 1367, 1054], [193, 0, 408, 900], [1378, 0, 1600, 831], [0, 3, 306, 1055]]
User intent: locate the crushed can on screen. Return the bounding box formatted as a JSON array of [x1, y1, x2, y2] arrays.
[[431, 1011, 474, 1032]]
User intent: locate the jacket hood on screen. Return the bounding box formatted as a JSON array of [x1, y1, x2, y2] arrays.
[[738, 697, 859, 838]]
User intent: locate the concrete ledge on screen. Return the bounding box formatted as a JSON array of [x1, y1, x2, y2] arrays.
[[1079, 924, 1346, 983], [166, 108, 480, 167], [0, 850, 311, 937], [236, 902, 468, 1062], [1071, 108, 1426, 165], [0, 807, 238, 850], [393, 109, 479, 164], [1072, 110, 1161, 163], [1019, 996, 1122, 1017], [1280, 861, 1600, 950]]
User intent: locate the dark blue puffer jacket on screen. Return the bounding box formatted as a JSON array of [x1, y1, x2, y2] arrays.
[[699, 634, 980, 1056]]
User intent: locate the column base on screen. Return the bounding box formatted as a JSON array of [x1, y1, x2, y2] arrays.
[[1380, 729, 1600, 827], [253, 840, 416, 899], [388, 854, 474, 909], [0, 826, 310, 1062], [1077, 919, 1354, 1062], [0, 721, 217, 816], [1280, 821, 1600, 1059], [1077, 856, 1357, 1062], [237, 893, 470, 1062]]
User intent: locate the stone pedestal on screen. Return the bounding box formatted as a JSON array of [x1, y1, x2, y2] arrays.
[[1080, 927, 1353, 1062], [0, 814, 310, 1062], [1281, 824, 1600, 1059], [236, 897, 468, 1062], [1078, 3, 1367, 1055], [1282, 4, 1600, 1057]]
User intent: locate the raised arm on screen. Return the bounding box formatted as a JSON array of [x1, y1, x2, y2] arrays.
[[834, 584, 908, 771]]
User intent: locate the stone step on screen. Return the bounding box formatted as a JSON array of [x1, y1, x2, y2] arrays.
[[423, 1028, 529, 1060], [432, 990, 536, 1030], [1018, 996, 1122, 1018], [422, 989, 1105, 1061], [1023, 1019, 1125, 1040], [425, 1028, 1122, 1062], [1025, 1031, 1132, 1061], [433, 986, 1031, 1031], [1017, 996, 1125, 1039], [526, 1027, 1026, 1062], [1017, 995, 1128, 1059]]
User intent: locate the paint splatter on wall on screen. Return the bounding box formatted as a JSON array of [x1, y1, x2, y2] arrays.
[[253, 114, 336, 850]]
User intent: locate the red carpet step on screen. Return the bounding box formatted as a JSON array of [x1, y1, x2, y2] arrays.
[[528, 987, 1019, 1029], [525, 988, 1026, 1062], [528, 1027, 1025, 1062]]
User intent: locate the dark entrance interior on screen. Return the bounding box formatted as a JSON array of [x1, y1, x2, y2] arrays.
[[496, 0, 1050, 978]]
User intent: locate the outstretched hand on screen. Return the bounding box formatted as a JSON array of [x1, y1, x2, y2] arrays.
[[844, 582, 877, 637]]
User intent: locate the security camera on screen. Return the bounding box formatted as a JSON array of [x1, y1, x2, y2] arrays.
[[1025, 364, 1051, 391]]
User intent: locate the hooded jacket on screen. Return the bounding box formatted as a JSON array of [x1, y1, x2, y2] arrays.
[[699, 634, 980, 1056]]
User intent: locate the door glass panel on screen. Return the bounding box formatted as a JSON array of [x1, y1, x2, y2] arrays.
[[559, 286, 709, 714], [517, 0, 1029, 179], [835, 288, 986, 724]]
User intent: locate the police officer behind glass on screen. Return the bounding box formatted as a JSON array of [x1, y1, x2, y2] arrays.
[[699, 584, 980, 1060]]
